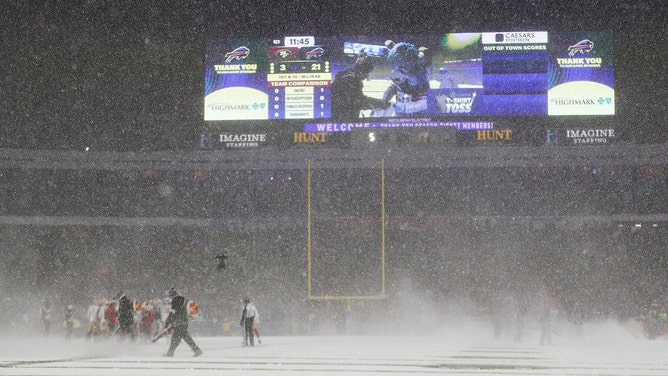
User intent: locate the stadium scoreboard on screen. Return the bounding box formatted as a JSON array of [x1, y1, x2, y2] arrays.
[[204, 31, 614, 126]]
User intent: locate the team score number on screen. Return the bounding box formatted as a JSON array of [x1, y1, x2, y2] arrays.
[[284, 36, 315, 47], [277, 63, 325, 72]]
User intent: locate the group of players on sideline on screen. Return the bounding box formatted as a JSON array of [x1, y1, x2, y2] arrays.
[[38, 287, 261, 356], [35, 290, 668, 350]]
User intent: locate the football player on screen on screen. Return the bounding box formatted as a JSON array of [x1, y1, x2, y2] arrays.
[[382, 40, 432, 116]]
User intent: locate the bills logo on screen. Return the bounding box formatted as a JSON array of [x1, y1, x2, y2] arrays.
[[225, 46, 250, 63], [305, 47, 325, 60], [567, 39, 594, 56]]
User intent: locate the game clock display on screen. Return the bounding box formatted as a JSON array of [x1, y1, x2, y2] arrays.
[[204, 32, 614, 122]]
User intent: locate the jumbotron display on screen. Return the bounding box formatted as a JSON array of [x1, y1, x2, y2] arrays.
[[204, 31, 614, 122]]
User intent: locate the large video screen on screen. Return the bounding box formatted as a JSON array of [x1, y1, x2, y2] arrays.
[[204, 31, 614, 122]]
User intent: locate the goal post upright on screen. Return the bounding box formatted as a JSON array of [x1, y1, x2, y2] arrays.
[[307, 158, 386, 301], [307, 159, 312, 298]]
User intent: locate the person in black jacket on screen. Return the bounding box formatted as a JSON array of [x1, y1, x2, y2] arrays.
[[164, 294, 202, 357], [115, 292, 135, 340], [330, 50, 390, 119]]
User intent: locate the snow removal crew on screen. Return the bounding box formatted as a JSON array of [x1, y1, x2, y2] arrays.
[[164, 293, 202, 357]]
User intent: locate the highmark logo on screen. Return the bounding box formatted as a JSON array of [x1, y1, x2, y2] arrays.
[[550, 98, 597, 106], [547, 81, 615, 116], [550, 97, 612, 107], [207, 103, 266, 112]]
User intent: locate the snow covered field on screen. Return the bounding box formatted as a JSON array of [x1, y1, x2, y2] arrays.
[[2, 331, 668, 375]]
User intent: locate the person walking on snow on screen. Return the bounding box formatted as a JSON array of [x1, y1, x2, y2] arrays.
[[164, 294, 202, 357], [115, 292, 135, 340]]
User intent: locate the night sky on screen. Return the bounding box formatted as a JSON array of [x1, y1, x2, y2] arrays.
[[1, 0, 666, 151]]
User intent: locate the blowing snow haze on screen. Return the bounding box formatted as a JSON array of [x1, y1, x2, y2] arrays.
[[0, 0, 665, 349]]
